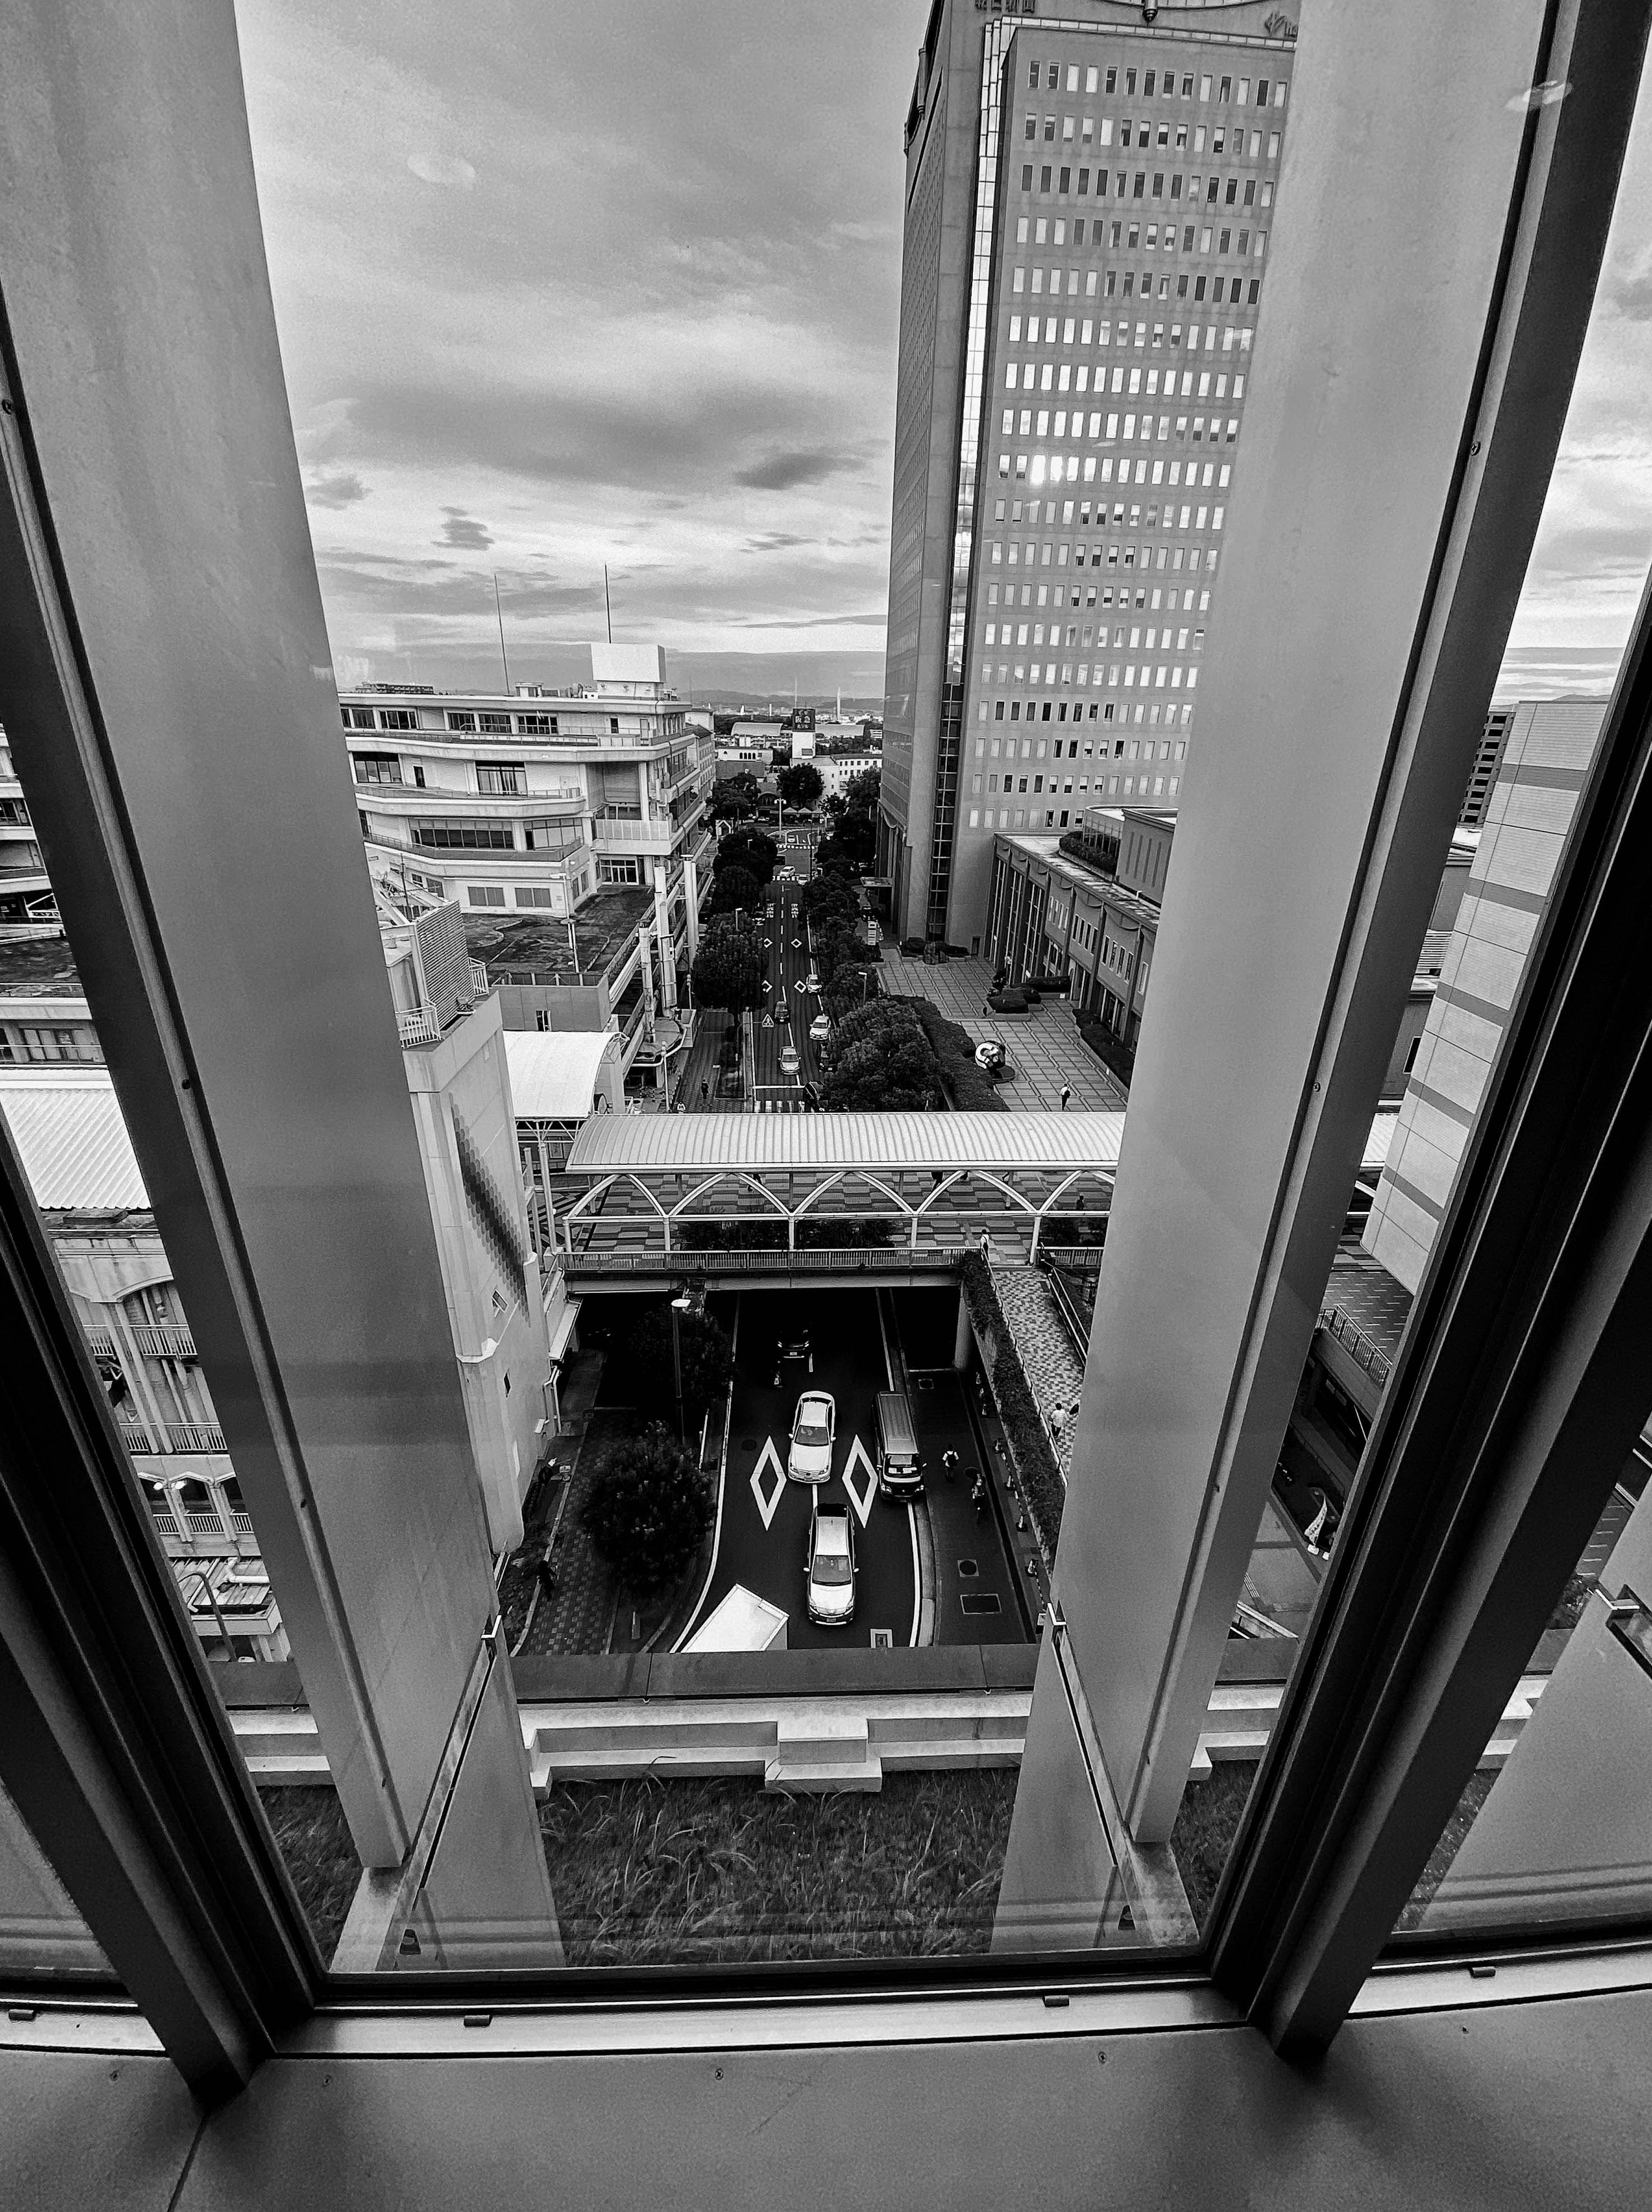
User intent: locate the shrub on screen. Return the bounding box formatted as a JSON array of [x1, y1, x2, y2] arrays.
[[960, 1254, 1065, 1552], [819, 997, 946, 1111], [581, 1425, 714, 1600]]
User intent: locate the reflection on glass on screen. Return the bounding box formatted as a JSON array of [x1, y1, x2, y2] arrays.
[[0, 1777, 113, 1984], [1396, 1424, 1652, 1935]]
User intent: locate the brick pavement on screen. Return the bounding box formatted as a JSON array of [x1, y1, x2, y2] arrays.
[[880, 952, 1127, 1112], [990, 1267, 1085, 1482]]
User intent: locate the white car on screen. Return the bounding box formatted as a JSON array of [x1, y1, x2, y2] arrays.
[[806, 1502, 857, 1626], [788, 1390, 836, 1483], [779, 1042, 801, 1077], [809, 1013, 831, 1043]]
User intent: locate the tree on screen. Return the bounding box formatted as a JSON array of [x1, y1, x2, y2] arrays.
[[800, 871, 858, 932], [819, 997, 946, 1110], [713, 827, 777, 888], [690, 917, 765, 1016], [711, 772, 761, 823], [580, 1425, 713, 1599], [625, 1302, 736, 1428], [777, 760, 824, 811], [706, 864, 761, 918], [842, 765, 881, 814]]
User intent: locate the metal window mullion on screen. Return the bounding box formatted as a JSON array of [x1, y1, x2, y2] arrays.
[[1213, 560, 1652, 2040]]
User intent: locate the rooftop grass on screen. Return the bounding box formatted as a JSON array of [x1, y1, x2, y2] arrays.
[[540, 1769, 1017, 1964], [258, 1784, 361, 1962]]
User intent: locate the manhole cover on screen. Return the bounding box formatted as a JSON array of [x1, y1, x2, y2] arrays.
[[960, 1593, 1002, 1616], [869, 1628, 894, 1648], [914, 1376, 935, 1391], [741, 1437, 760, 1450], [958, 1559, 980, 1577]]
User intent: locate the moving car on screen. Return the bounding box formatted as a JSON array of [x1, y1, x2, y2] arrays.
[[873, 1390, 923, 1499], [788, 1390, 836, 1482], [809, 1013, 831, 1043], [806, 1502, 856, 1626], [974, 1040, 1006, 1071], [780, 1042, 801, 1077]]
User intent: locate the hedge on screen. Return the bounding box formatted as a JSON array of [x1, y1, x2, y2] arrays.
[[959, 1253, 1065, 1556]]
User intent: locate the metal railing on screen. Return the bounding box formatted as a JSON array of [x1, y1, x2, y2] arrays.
[[1319, 1303, 1393, 1387], [183, 1510, 228, 1540], [165, 1421, 228, 1453], [1038, 1243, 1107, 1272], [119, 1421, 157, 1453], [564, 1247, 965, 1276], [130, 1323, 197, 1360], [398, 1006, 443, 1046], [84, 1329, 117, 1361]]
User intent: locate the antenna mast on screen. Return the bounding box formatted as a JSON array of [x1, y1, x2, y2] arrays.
[[492, 571, 511, 694], [604, 564, 613, 644]]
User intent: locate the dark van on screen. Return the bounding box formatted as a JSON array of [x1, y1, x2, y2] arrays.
[[874, 1390, 922, 1499]]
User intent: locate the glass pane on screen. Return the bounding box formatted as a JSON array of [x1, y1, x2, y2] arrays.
[[4, 0, 1648, 1997]]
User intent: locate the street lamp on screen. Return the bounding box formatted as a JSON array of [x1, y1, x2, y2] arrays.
[[669, 1286, 693, 1443]]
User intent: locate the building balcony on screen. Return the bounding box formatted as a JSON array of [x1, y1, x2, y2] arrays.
[[130, 1323, 196, 1360], [166, 1420, 227, 1453]]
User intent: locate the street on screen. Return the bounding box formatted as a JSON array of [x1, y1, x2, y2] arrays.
[[681, 1286, 917, 1647], [673, 1285, 1030, 1651], [681, 822, 858, 1110]]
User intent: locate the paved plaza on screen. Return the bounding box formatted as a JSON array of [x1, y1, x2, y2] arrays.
[[878, 951, 1127, 1113]]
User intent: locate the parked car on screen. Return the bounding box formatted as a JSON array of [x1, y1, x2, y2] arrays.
[[806, 1502, 857, 1626], [974, 1040, 1006, 1071], [810, 1013, 832, 1043], [788, 1390, 836, 1483], [780, 1042, 801, 1077]]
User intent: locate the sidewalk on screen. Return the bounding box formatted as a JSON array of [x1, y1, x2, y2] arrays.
[[880, 952, 1127, 1111]]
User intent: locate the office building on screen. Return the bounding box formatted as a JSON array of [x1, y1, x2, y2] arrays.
[[878, 0, 1299, 947]]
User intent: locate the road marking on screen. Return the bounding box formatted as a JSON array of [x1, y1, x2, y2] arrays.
[[908, 1505, 921, 1647], [749, 1437, 787, 1529], [842, 1436, 878, 1527], [673, 1293, 739, 1651]]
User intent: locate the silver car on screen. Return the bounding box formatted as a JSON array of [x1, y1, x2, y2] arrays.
[[806, 1502, 856, 1626], [788, 1389, 835, 1483]]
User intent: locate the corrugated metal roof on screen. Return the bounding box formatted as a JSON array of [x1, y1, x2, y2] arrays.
[[504, 1029, 617, 1122], [0, 1070, 148, 1211], [565, 1111, 1127, 1174], [565, 1106, 1401, 1178]]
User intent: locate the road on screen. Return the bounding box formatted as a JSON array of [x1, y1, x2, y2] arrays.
[[678, 1286, 918, 1647], [749, 823, 828, 1107]]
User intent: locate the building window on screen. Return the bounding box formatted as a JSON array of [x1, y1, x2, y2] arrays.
[[598, 856, 641, 886], [466, 885, 506, 907], [477, 763, 527, 796], [515, 887, 557, 909], [378, 708, 417, 731], [351, 754, 403, 786]]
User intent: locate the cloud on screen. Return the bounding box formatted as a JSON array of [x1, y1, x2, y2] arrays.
[[305, 469, 369, 509], [407, 150, 476, 188], [734, 448, 851, 491], [437, 507, 494, 549]]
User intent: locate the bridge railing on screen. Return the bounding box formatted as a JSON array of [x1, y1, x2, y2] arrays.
[[563, 1246, 970, 1276]]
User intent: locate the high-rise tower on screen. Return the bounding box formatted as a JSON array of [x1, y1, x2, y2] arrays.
[[878, 0, 1300, 948]]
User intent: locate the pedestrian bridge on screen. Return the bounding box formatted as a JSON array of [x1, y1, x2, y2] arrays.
[[552, 1111, 1125, 1278], [550, 1105, 1402, 1284]]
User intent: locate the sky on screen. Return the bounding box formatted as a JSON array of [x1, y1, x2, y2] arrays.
[[236, 1, 1652, 703]]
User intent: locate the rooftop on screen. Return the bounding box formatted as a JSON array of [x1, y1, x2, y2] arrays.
[[0, 1066, 147, 1212], [996, 833, 1160, 924], [1324, 1242, 1414, 1358], [503, 1029, 620, 1122], [466, 885, 653, 986], [0, 934, 84, 999], [564, 1109, 1128, 1175]]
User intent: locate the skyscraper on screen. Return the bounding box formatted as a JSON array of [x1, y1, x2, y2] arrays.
[[878, 0, 1300, 949]]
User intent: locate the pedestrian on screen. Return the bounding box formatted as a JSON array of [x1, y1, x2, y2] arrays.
[[979, 1228, 992, 1264], [941, 1448, 959, 1482], [1060, 1083, 1071, 1111], [700, 1078, 709, 1103]]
